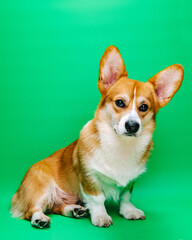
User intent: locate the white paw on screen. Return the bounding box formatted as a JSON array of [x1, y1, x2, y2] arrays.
[[72, 206, 89, 219], [63, 204, 88, 218], [122, 208, 145, 220], [91, 214, 113, 227], [31, 212, 51, 229]]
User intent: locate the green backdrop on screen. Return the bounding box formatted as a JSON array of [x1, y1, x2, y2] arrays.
[[0, 0, 192, 239]]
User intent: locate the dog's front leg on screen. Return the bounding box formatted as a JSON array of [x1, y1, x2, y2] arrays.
[[119, 182, 145, 220], [81, 186, 112, 227]]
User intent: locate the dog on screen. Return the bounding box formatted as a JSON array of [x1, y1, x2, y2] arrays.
[[11, 46, 184, 228]]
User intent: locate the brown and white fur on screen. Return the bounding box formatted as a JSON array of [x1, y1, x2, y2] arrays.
[[11, 46, 184, 228]]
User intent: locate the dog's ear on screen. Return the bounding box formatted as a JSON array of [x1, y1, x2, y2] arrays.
[[148, 64, 184, 108], [98, 46, 128, 94]]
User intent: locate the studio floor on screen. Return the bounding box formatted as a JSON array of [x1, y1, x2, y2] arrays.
[[1, 173, 192, 240]]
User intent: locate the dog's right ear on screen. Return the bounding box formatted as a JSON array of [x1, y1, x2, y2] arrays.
[[98, 46, 128, 95]]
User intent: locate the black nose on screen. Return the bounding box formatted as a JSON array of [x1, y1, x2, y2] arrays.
[[125, 120, 140, 134]]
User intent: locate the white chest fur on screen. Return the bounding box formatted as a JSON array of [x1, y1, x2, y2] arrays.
[[90, 123, 152, 188]]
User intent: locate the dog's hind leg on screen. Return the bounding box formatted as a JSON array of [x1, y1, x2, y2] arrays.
[[11, 167, 57, 228], [23, 193, 53, 229], [27, 209, 51, 229], [11, 192, 52, 229], [53, 204, 89, 219]]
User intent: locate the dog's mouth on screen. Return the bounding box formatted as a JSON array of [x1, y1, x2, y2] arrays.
[[113, 127, 138, 138], [112, 120, 142, 138], [123, 133, 137, 137]]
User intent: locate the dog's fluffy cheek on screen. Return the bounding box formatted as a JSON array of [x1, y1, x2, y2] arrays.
[[104, 104, 119, 130], [142, 111, 154, 126]]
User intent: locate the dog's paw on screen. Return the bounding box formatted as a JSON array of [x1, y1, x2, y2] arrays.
[[121, 208, 145, 220], [62, 204, 88, 218], [72, 206, 89, 219], [91, 214, 113, 227], [31, 212, 51, 229]]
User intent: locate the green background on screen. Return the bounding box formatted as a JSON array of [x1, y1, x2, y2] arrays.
[[0, 0, 192, 239]]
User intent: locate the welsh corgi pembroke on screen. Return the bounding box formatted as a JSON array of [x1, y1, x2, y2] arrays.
[[11, 46, 184, 228]]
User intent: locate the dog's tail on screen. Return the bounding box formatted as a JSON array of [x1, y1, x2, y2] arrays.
[[10, 191, 24, 218]]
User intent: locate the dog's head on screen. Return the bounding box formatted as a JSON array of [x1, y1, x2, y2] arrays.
[[97, 46, 184, 137]]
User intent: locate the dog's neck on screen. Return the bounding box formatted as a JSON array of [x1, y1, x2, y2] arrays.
[[80, 109, 154, 187]]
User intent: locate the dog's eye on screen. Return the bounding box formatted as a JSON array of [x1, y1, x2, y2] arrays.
[[115, 99, 125, 108], [139, 104, 148, 112]]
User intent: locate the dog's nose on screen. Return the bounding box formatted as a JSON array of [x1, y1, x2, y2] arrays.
[[125, 120, 140, 134]]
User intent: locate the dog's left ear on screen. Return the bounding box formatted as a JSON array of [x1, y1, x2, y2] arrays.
[[98, 46, 128, 94], [148, 64, 184, 108]]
